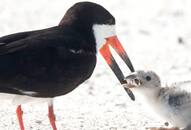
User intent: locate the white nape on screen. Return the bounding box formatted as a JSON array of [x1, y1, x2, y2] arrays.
[[92, 24, 116, 51]]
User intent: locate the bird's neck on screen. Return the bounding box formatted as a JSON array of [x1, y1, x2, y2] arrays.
[[135, 87, 161, 103]]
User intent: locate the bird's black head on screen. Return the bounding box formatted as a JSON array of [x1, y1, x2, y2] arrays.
[[59, 2, 115, 27], [59, 2, 117, 53]]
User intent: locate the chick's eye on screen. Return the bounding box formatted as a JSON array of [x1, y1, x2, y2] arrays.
[[146, 76, 151, 81]]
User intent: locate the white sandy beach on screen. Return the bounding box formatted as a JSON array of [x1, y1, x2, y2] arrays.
[[0, 0, 191, 129]]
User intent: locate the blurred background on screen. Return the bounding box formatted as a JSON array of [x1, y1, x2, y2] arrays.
[[0, 0, 191, 129]]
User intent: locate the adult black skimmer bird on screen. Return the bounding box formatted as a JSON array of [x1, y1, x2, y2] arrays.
[[0, 2, 134, 130], [124, 70, 191, 130]]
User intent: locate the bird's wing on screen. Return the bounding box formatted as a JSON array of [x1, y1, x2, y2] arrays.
[[0, 26, 54, 44], [159, 85, 191, 124], [0, 32, 32, 55], [168, 81, 191, 111], [162, 85, 191, 112], [0, 29, 39, 55], [0, 26, 94, 97], [0, 31, 33, 44], [0, 26, 85, 55]]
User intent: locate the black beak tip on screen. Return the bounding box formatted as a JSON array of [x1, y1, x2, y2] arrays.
[[127, 59, 135, 72], [125, 87, 135, 101], [121, 53, 135, 72], [123, 83, 135, 101], [130, 65, 135, 72]]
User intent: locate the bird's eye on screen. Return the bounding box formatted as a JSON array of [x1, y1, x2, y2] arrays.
[[145, 76, 151, 81]]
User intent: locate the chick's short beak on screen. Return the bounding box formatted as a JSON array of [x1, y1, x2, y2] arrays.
[[124, 74, 142, 88]]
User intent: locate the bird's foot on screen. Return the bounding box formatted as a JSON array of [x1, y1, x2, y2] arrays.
[[146, 127, 179, 130], [16, 105, 25, 130]]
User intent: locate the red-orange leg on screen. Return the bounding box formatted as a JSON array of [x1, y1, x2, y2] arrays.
[[48, 104, 57, 130], [16, 105, 25, 130]]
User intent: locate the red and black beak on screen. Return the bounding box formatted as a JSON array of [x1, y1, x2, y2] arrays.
[[99, 35, 135, 101]]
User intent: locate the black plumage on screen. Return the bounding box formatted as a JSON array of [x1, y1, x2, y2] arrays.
[[0, 2, 134, 130], [0, 2, 116, 98], [0, 25, 97, 97]]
